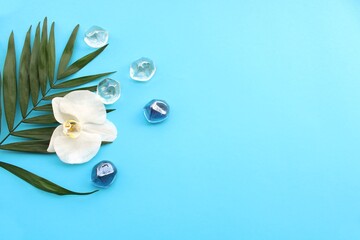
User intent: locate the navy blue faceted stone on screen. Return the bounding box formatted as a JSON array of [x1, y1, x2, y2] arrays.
[[143, 99, 170, 123], [91, 161, 117, 188]]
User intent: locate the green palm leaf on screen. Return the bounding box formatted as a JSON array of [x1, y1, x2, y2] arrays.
[[53, 72, 114, 89], [57, 24, 79, 80], [106, 109, 116, 113], [48, 22, 55, 85], [3, 32, 17, 131], [0, 161, 98, 195], [29, 23, 41, 105], [11, 127, 56, 140], [34, 104, 52, 111], [38, 17, 48, 96], [59, 44, 108, 79], [0, 19, 115, 195], [23, 114, 57, 124], [0, 140, 50, 153], [19, 26, 32, 118], [44, 85, 97, 100]]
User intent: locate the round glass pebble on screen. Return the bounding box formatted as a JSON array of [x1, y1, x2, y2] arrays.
[[84, 26, 109, 48], [130, 57, 156, 81], [144, 99, 170, 123], [91, 161, 117, 188], [96, 78, 121, 104]]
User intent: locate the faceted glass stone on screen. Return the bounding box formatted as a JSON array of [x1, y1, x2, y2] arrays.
[[144, 99, 170, 123], [84, 26, 109, 48], [91, 161, 117, 188], [130, 57, 156, 81], [96, 78, 121, 104]]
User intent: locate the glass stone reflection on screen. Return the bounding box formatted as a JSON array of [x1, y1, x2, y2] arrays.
[[96, 78, 121, 104], [143, 99, 170, 123], [84, 26, 109, 48], [91, 161, 117, 188], [130, 57, 156, 81]]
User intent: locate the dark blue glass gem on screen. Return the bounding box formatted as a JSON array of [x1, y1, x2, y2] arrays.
[[91, 161, 117, 188], [143, 99, 170, 123]]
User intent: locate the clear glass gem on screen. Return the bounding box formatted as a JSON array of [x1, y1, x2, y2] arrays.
[[63, 120, 81, 138], [144, 99, 170, 123], [91, 161, 117, 188], [96, 78, 121, 104], [130, 57, 156, 81], [84, 26, 109, 48]]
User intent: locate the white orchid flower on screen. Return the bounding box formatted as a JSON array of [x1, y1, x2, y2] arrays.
[[47, 90, 117, 164]]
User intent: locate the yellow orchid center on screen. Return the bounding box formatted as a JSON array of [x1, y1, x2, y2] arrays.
[[63, 120, 82, 138]]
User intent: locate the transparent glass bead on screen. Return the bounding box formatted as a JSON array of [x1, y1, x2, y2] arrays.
[[91, 161, 117, 188], [130, 57, 156, 81], [84, 26, 109, 48], [96, 78, 121, 104], [143, 99, 170, 123], [63, 120, 81, 138]]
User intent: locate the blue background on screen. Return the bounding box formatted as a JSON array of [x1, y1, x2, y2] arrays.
[[1, 0, 360, 239]]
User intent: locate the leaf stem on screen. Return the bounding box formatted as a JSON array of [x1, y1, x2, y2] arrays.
[[0, 86, 54, 145]]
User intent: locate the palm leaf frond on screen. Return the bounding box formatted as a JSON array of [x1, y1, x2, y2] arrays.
[[0, 140, 50, 153], [48, 22, 55, 85], [59, 44, 108, 78], [11, 127, 56, 140], [57, 24, 79, 79], [3, 32, 17, 131], [23, 114, 57, 124], [53, 72, 114, 89], [38, 17, 48, 96], [19, 27, 32, 118], [44, 85, 97, 100], [34, 104, 52, 112], [0, 19, 115, 195], [29, 23, 41, 106], [0, 161, 98, 195]]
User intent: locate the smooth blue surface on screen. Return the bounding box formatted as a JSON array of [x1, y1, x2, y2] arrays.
[[1, 0, 360, 239]]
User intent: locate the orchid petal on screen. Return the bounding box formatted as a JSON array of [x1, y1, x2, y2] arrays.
[[53, 131, 102, 164], [83, 120, 117, 142], [52, 97, 77, 123], [60, 90, 106, 124], [47, 125, 64, 152]]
